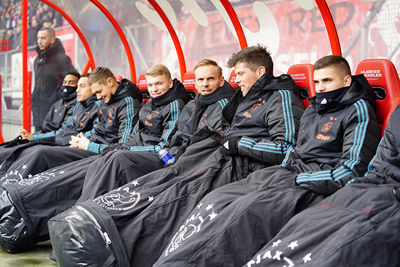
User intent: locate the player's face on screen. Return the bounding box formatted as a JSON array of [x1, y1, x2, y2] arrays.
[[146, 74, 173, 98], [77, 77, 93, 102], [234, 62, 265, 96], [37, 30, 54, 51], [91, 80, 113, 103], [195, 65, 224, 96], [314, 66, 351, 93], [62, 74, 79, 87]]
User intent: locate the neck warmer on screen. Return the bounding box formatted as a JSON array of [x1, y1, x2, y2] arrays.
[[191, 83, 233, 131], [61, 85, 77, 100], [315, 86, 349, 113]]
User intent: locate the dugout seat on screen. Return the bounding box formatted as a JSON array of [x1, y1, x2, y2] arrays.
[[228, 70, 238, 89], [114, 74, 123, 82], [287, 64, 315, 109], [182, 71, 197, 100], [356, 59, 400, 136], [137, 73, 150, 104]]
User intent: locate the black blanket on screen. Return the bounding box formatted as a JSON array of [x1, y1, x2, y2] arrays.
[[0, 145, 95, 186], [48, 129, 250, 266], [244, 182, 400, 267]]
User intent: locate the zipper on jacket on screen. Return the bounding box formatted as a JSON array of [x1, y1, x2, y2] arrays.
[[103, 232, 112, 245]]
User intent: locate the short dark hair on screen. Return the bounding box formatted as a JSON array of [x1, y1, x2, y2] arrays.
[[38, 27, 55, 37], [81, 73, 91, 78], [65, 71, 80, 80], [314, 55, 351, 76], [88, 67, 115, 86], [227, 44, 273, 76]]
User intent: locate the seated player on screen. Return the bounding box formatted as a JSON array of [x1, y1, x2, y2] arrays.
[[19, 73, 100, 146], [48, 45, 305, 266], [244, 110, 400, 266], [76, 59, 234, 203], [0, 63, 188, 253], [0, 66, 142, 186], [0, 72, 81, 161], [151, 55, 381, 267]]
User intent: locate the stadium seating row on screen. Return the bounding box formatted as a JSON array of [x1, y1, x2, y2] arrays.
[[136, 59, 400, 136]]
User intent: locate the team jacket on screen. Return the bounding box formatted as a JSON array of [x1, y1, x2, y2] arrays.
[[123, 79, 187, 151], [39, 91, 77, 133], [86, 79, 142, 154], [32, 38, 77, 128], [57, 96, 101, 145], [366, 104, 400, 182], [291, 74, 380, 195], [168, 81, 234, 156], [221, 74, 304, 166], [32, 95, 101, 145], [54, 96, 101, 145]]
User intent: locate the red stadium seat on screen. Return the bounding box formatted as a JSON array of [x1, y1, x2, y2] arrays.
[[182, 71, 197, 100], [287, 64, 315, 108], [228, 70, 238, 89], [356, 59, 400, 135], [137, 73, 150, 103], [114, 74, 123, 82]]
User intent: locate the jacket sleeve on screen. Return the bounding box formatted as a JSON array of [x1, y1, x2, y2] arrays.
[[33, 101, 79, 142], [296, 99, 380, 195], [237, 90, 303, 165], [41, 100, 67, 132], [128, 100, 184, 152], [365, 105, 400, 174], [167, 102, 195, 158], [87, 96, 139, 154]]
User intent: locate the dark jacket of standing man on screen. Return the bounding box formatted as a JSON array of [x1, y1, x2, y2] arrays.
[[32, 27, 77, 131]]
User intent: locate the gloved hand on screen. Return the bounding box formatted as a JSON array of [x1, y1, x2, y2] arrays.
[[221, 136, 241, 156]]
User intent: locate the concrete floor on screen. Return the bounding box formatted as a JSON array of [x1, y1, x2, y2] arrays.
[[0, 241, 57, 267]]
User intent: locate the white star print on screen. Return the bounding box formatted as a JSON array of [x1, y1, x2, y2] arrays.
[[288, 241, 298, 250], [197, 202, 203, 209], [205, 204, 213, 211], [273, 250, 283, 260], [272, 240, 282, 247], [208, 212, 217, 220], [132, 180, 139, 186], [303, 253, 312, 263], [28, 174, 32, 178], [188, 214, 196, 222], [148, 196, 154, 202], [283, 257, 294, 267], [22, 165, 27, 169]]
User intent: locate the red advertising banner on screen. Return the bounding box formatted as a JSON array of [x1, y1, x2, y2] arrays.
[[153, 0, 399, 76]]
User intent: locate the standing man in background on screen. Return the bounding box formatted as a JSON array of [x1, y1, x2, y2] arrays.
[[32, 27, 77, 131]]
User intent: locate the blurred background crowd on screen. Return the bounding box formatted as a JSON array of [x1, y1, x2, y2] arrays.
[[0, 0, 65, 50]]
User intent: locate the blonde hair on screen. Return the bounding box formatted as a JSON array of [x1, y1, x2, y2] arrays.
[[88, 67, 115, 86], [193, 59, 222, 77], [145, 64, 171, 79]]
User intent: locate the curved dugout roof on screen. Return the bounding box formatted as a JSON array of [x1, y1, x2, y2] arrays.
[[36, 0, 345, 80], [21, 0, 396, 130]]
